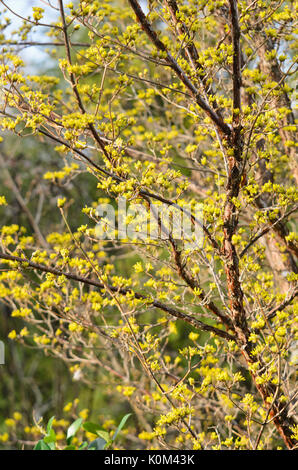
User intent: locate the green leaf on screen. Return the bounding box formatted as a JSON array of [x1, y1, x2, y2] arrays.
[[103, 440, 113, 450], [83, 423, 111, 443], [44, 428, 56, 444], [43, 419, 56, 449], [87, 437, 108, 450], [112, 413, 131, 441], [78, 441, 88, 450], [66, 417, 83, 445], [45, 441, 56, 450], [33, 440, 52, 450], [46, 416, 55, 434], [82, 421, 102, 435], [94, 430, 111, 442]]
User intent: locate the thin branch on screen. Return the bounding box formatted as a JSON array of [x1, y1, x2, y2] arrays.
[[165, 0, 223, 116], [266, 287, 298, 321], [58, 0, 109, 158], [35, 125, 221, 252], [0, 41, 89, 47], [229, 0, 242, 116], [240, 205, 298, 259], [169, 237, 234, 330], [0, 251, 235, 341], [0, 152, 48, 249], [127, 0, 231, 136], [0, 0, 62, 30]]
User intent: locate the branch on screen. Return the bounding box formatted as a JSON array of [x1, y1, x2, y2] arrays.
[[0, 0, 62, 30], [267, 287, 298, 321], [58, 0, 109, 158], [1, 41, 90, 47], [35, 125, 220, 252], [229, 0, 242, 116], [127, 0, 231, 136], [220, 2, 247, 342], [240, 205, 298, 259], [0, 252, 235, 341], [0, 152, 48, 249], [165, 0, 222, 116], [170, 238, 234, 330]]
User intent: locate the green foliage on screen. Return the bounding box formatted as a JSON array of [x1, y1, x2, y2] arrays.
[[33, 413, 131, 450]]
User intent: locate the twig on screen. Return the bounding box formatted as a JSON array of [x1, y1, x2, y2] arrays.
[[0, 251, 235, 341]]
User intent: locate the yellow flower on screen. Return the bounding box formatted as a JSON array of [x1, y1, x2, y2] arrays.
[[116, 385, 136, 397], [0, 196, 7, 206], [13, 412, 22, 421], [68, 322, 83, 332], [133, 262, 143, 273], [63, 402, 73, 412], [79, 408, 89, 420], [169, 322, 177, 335], [20, 327, 29, 337], [5, 419, 15, 427], [138, 431, 155, 441], [57, 197, 66, 208], [11, 307, 32, 318], [85, 431, 97, 440], [8, 330, 17, 340], [189, 332, 199, 342], [34, 335, 50, 345], [0, 432, 9, 442]]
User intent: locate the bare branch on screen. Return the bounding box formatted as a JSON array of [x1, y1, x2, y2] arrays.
[[229, 0, 242, 116]]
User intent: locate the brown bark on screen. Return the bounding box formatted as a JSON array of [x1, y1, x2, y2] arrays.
[[222, 2, 297, 448], [241, 350, 297, 449]]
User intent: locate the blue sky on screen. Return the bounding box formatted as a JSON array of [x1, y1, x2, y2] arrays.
[[1, 0, 58, 66]]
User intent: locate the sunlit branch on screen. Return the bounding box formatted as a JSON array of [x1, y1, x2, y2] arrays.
[[127, 0, 231, 136], [0, 252, 235, 341]]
